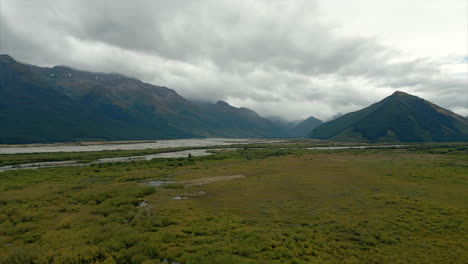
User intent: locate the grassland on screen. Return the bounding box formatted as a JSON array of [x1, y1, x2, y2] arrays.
[[0, 144, 467, 263]]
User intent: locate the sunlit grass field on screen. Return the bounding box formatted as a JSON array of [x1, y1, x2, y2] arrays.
[[0, 145, 467, 263]]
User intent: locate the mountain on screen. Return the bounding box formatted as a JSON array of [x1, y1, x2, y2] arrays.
[[265, 116, 301, 135], [265, 116, 323, 137], [0, 55, 285, 143], [290, 116, 323, 137], [327, 113, 343, 121], [266, 116, 300, 130], [310, 91, 468, 142], [192, 101, 284, 138]]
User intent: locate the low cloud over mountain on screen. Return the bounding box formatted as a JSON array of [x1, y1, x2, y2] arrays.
[[1, 0, 466, 120]]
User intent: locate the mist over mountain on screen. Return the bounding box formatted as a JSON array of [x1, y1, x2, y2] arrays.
[[0, 55, 286, 143], [310, 91, 468, 142], [264, 116, 323, 137], [327, 113, 343, 122], [290, 117, 324, 137], [2, 55, 466, 144], [265, 116, 299, 135], [265, 116, 300, 130]]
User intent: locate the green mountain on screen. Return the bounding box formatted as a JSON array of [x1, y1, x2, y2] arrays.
[[310, 91, 468, 142], [193, 101, 284, 138], [290, 116, 323, 137], [0, 55, 285, 143]]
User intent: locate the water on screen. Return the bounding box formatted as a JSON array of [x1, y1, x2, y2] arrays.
[[142, 180, 176, 187], [171, 196, 190, 200], [306, 145, 405, 150], [0, 149, 214, 172], [0, 161, 79, 172], [0, 138, 274, 154], [0, 144, 406, 172], [97, 149, 213, 162], [138, 201, 149, 207]]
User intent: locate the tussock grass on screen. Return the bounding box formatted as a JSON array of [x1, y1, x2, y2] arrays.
[[0, 144, 467, 263]]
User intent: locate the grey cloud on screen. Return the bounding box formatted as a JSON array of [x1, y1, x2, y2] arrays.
[[1, 0, 466, 119]]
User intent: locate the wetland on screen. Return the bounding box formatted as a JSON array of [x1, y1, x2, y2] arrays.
[[0, 141, 467, 263]]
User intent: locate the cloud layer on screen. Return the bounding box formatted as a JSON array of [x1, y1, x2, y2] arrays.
[[1, 0, 466, 120]]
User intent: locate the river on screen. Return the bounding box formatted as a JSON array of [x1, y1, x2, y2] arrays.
[[0, 138, 275, 154], [0, 141, 407, 172], [0, 149, 215, 172]]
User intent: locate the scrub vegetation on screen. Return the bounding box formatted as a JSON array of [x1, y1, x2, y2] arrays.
[[0, 143, 467, 263]]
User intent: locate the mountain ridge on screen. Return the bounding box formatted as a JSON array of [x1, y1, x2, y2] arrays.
[[309, 91, 468, 142], [2, 55, 466, 143], [0, 54, 286, 143], [290, 116, 323, 137]]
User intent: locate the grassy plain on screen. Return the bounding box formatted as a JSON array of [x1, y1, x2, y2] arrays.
[[0, 144, 467, 263], [0, 140, 375, 166]]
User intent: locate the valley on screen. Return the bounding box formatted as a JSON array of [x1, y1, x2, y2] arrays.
[[1, 2, 466, 263], [0, 142, 467, 263]]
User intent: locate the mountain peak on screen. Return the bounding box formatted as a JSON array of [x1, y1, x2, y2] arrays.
[[310, 92, 468, 142], [215, 101, 230, 107], [290, 116, 323, 137], [392, 91, 411, 96], [387, 91, 424, 104]]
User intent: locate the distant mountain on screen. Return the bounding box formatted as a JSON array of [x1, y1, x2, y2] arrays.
[[266, 116, 300, 130], [310, 91, 468, 142], [265, 116, 323, 137], [290, 116, 323, 137], [192, 101, 284, 138], [0, 55, 285, 143], [265, 116, 300, 135]]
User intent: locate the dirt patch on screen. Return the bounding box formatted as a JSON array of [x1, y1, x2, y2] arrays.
[[180, 175, 245, 186]]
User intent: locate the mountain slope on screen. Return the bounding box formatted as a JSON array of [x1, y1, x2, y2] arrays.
[[0, 55, 194, 143], [310, 91, 468, 142], [266, 116, 299, 130], [0, 55, 285, 143], [265, 116, 323, 137], [290, 116, 323, 137], [193, 101, 283, 137]]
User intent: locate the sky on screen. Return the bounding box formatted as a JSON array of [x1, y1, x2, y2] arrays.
[[1, 0, 467, 120]]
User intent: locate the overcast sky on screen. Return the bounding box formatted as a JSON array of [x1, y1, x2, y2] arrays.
[[1, 0, 467, 120]]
